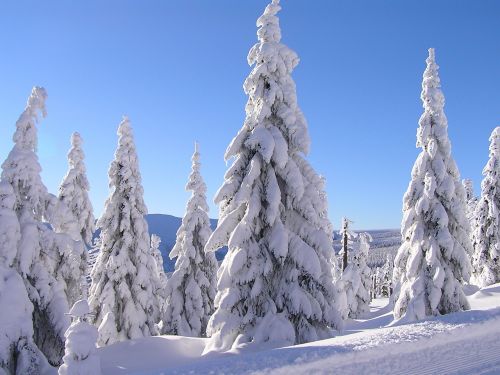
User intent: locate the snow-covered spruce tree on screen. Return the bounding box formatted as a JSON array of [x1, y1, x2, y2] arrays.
[[58, 300, 101, 375], [339, 217, 355, 271], [150, 234, 167, 297], [462, 179, 478, 225], [342, 233, 371, 318], [0, 182, 41, 375], [59, 132, 95, 247], [471, 127, 500, 287], [373, 267, 382, 298], [0, 87, 82, 365], [380, 254, 393, 297], [162, 143, 217, 337], [45, 192, 88, 305], [392, 49, 471, 322], [357, 233, 372, 301], [89, 117, 160, 346], [330, 241, 348, 321], [204, 0, 342, 352]]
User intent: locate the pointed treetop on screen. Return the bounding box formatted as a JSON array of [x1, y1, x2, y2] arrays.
[[115, 116, 136, 155], [427, 47, 435, 63], [257, 0, 282, 43], [489, 126, 500, 156], [421, 48, 442, 106], [417, 48, 447, 152], [342, 217, 353, 230], [186, 142, 206, 196], [13, 86, 48, 151], [118, 115, 131, 133], [71, 132, 83, 148], [421, 48, 444, 102], [68, 132, 85, 169], [192, 141, 200, 164]]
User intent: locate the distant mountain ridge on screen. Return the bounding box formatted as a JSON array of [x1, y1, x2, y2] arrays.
[[91, 214, 401, 272]]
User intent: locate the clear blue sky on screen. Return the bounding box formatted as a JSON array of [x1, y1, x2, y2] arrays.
[[0, 1, 498, 230]]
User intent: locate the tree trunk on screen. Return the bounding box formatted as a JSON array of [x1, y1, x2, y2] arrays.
[[342, 231, 348, 271]]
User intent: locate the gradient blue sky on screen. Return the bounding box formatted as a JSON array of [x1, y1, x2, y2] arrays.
[[0, 0, 498, 230]]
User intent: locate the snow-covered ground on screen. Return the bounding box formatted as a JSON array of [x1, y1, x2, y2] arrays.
[[83, 283, 500, 375]]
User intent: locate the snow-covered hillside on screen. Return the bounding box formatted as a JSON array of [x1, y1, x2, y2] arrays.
[[333, 229, 401, 268], [85, 283, 500, 375]]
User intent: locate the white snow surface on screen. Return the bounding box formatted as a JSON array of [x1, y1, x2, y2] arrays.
[[89, 283, 500, 375]]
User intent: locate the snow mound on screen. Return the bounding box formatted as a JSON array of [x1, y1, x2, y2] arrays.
[[98, 336, 206, 375], [68, 299, 91, 317]]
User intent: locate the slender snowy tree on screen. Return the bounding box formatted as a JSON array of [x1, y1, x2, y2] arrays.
[[380, 254, 393, 298], [472, 127, 500, 287], [339, 218, 355, 271], [392, 49, 471, 322], [162, 143, 217, 337], [89, 117, 160, 346], [373, 267, 382, 298], [204, 0, 342, 353], [0, 87, 83, 365], [0, 182, 41, 375], [462, 179, 478, 225], [342, 233, 372, 318], [45, 192, 89, 304], [150, 234, 167, 297], [58, 300, 101, 375], [357, 233, 372, 300], [59, 132, 95, 247], [330, 241, 348, 321]]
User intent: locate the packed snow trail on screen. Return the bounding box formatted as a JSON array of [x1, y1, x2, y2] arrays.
[[252, 312, 500, 375]]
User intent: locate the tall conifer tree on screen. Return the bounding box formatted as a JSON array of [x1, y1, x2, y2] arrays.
[[472, 127, 500, 287], [89, 117, 160, 346], [162, 143, 217, 337], [392, 50, 471, 322], [204, 0, 342, 352]]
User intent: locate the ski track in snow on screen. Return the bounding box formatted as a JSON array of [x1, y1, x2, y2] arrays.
[[165, 314, 500, 375], [166, 287, 500, 375], [252, 314, 500, 375]]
